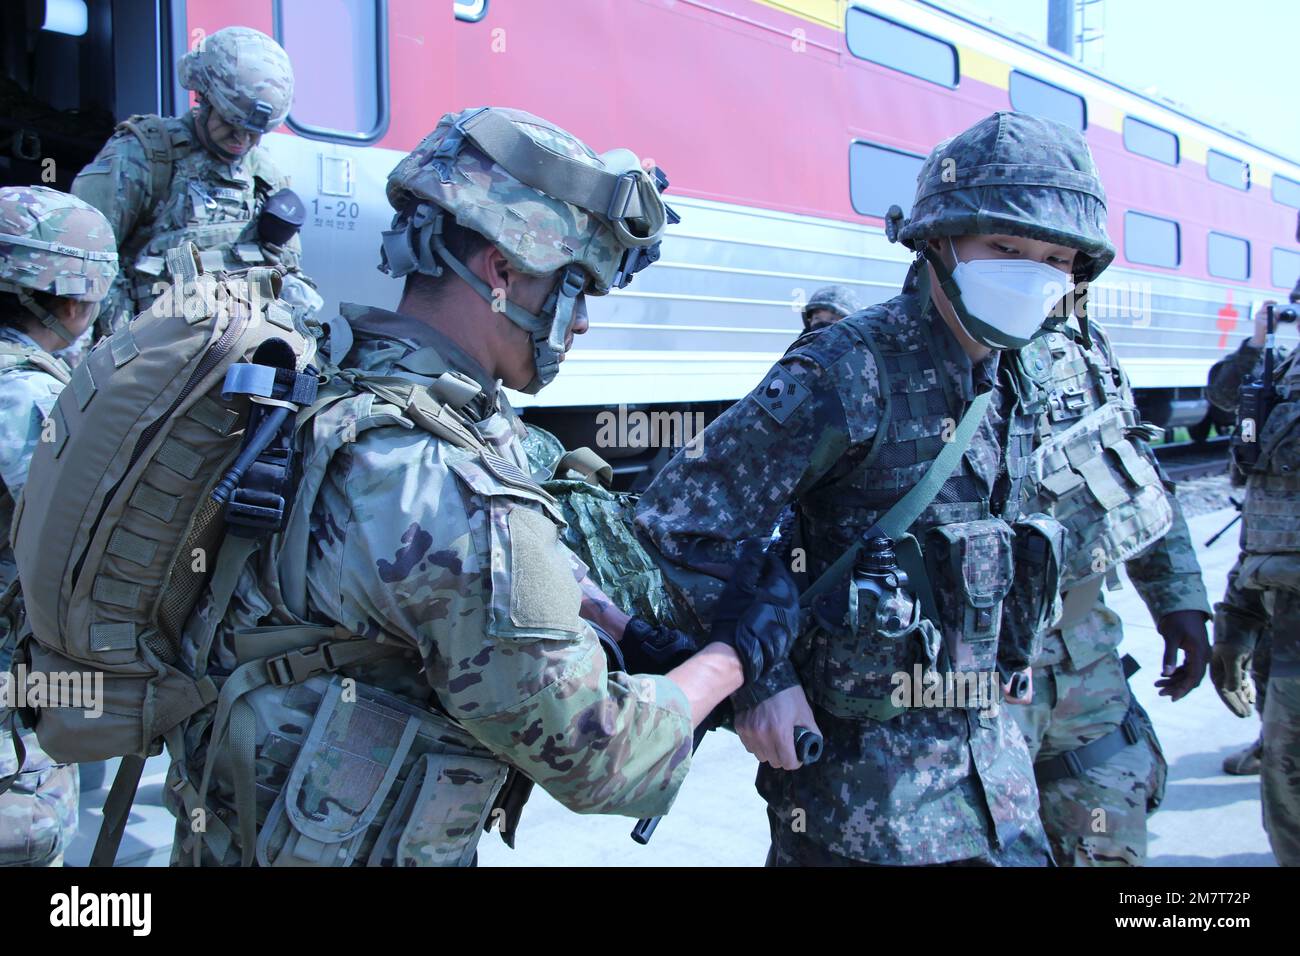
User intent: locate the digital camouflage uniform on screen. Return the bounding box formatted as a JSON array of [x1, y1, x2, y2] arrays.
[[0, 186, 118, 866], [1009, 321, 1209, 866], [637, 111, 1122, 867], [164, 109, 697, 866], [1222, 334, 1300, 866], [71, 26, 312, 335], [1207, 338, 1283, 730]]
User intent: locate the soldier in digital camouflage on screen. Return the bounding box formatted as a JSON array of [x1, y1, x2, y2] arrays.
[[71, 25, 320, 336], [801, 284, 860, 333], [0, 185, 118, 866], [1009, 312, 1210, 866], [163, 107, 800, 867], [636, 111, 1134, 866], [1205, 302, 1287, 776], [1206, 293, 1300, 865]]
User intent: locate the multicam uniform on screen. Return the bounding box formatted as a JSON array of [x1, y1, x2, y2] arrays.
[[164, 108, 704, 866], [166, 307, 693, 865], [0, 328, 77, 867], [0, 185, 118, 866], [1009, 321, 1209, 866], [71, 26, 313, 334]]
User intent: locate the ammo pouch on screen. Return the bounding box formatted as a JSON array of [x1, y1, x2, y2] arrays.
[[204, 675, 507, 867], [805, 569, 943, 721], [998, 514, 1066, 671], [923, 517, 1014, 673]]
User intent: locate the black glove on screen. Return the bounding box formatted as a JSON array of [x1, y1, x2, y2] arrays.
[[710, 538, 800, 686], [619, 616, 697, 676]]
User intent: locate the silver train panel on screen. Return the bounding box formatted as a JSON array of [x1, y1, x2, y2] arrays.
[[262, 138, 1298, 406]]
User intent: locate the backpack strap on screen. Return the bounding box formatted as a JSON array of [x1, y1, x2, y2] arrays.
[[119, 115, 180, 224]]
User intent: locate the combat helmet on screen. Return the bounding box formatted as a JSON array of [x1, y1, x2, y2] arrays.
[[886, 112, 1115, 346], [0, 185, 118, 342], [178, 26, 294, 135], [381, 106, 679, 393], [802, 284, 860, 329]]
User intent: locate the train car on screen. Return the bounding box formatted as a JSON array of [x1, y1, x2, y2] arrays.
[[6, 0, 1299, 473]]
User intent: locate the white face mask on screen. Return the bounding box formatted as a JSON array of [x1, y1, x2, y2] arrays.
[[947, 239, 1074, 349]]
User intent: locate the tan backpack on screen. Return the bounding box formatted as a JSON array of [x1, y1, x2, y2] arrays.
[[11, 241, 316, 775]]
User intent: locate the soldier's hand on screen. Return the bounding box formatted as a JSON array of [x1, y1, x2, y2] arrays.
[[1210, 643, 1256, 718], [1155, 610, 1210, 701], [709, 538, 800, 686], [735, 685, 822, 770]]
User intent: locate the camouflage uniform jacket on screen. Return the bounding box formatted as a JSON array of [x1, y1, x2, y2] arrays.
[[0, 325, 77, 866], [1026, 321, 1209, 670], [174, 305, 692, 862], [0, 325, 68, 663], [636, 288, 1049, 865], [71, 112, 306, 330]]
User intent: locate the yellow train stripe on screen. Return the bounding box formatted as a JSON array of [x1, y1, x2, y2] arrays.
[[752, 0, 844, 30]]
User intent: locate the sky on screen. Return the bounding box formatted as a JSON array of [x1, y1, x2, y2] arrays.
[[932, 0, 1300, 161]]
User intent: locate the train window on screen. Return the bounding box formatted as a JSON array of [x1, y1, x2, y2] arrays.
[[1207, 232, 1249, 281], [1273, 174, 1300, 209], [1124, 211, 1179, 269], [454, 1, 489, 22], [1123, 117, 1178, 166], [275, 0, 389, 142], [845, 8, 958, 87], [1272, 247, 1300, 289], [849, 141, 925, 219], [1207, 149, 1250, 190], [1009, 71, 1086, 131]]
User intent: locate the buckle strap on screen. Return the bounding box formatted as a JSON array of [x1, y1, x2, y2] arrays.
[[1034, 705, 1144, 784]]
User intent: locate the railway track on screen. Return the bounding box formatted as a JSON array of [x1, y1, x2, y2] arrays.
[[1153, 436, 1231, 482]]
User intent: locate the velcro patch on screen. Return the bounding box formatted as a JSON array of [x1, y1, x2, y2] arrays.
[[753, 365, 810, 425]]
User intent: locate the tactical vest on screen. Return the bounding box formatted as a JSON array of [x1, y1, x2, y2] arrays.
[[118, 115, 294, 313], [795, 298, 1038, 717], [166, 319, 540, 866], [1242, 349, 1300, 553], [1019, 326, 1173, 659]]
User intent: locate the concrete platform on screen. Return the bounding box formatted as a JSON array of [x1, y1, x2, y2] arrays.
[[66, 504, 1276, 867]]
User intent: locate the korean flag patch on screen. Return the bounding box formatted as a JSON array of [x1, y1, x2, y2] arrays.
[[753, 366, 810, 425]]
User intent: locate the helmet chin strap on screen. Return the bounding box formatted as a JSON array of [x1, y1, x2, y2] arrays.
[[193, 100, 245, 164], [16, 288, 79, 344], [404, 208, 583, 394]]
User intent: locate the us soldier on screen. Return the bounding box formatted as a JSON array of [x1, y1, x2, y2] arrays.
[[1206, 299, 1289, 776], [1007, 313, 1210, 866], [0, 185, 118, 865], [801, 285, 859, 334], [162, 107, 799, 866], [1209, 293, 1300, 864], [635, 112, 1121, 866], [71, 26, 319, 336]]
